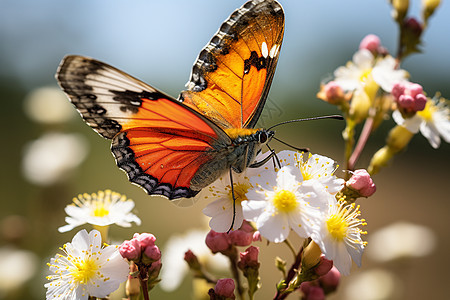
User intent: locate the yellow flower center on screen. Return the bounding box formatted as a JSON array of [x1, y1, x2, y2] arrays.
[[272, 190, 298, 213], [91, 202, 109, 217], [417, 100, 435, 121], [227, 182, 250, 204], [326, 214, 349, 241], [70, 258, 98, 284]]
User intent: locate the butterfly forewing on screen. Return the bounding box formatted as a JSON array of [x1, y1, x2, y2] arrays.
[[57, 55, 232, 199], [180, 0, 284, 129]]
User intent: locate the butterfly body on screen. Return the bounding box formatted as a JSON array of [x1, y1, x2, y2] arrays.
[[56, 0, 284, 201]]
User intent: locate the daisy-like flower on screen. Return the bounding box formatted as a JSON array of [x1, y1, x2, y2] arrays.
[[393, 97, 450, 148], [276, 151, 345, 194], [45, 229, 129, 299], [159, 229, 229, 291], [242, 166, 326, 243], [334, 49, 408, 93], [310, 198, 367, 275], [58, 190, 141, 233], [202, 152, 273, 232]]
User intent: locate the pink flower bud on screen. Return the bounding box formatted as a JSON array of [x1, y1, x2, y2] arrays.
[[205, 230, 231, 254], [214, 278, 236, 299], [143, 244, 161, 262], [413, 94, 427, 111], [238, 246, 260, 270], [319, 266, 340, 293], [315, 255, 333, 276], [346, 169, 376, 197], [392, 82, 427, 113], [148, 259, 162, 281], [133, 233, 156, 249], [119, 238, 141, 260], [252, 231, 262, 242], [359, 34, 381, 53], [306, 286, 325, 300], [404, 17, 423, 36], [228, 220, 255, 246], [391, 83, 405, 99]]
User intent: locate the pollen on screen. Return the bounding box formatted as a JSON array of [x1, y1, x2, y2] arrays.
[[91, 202, 109, 218], [272, 190, 298, 213], [417, 100, 436, 121], [326, 214, 349, 241], [227, 182, 251, 204], [70, 258, 99, 284]]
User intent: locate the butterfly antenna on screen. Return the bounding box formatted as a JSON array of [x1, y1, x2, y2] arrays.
[[272, 136, 310, 153], [227, 169, 236, 234], [267, 115, 343, 131]]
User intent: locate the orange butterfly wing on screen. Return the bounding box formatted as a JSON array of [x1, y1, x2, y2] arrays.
[[180, 0, 284, 129], [56, 55, 231, 199]]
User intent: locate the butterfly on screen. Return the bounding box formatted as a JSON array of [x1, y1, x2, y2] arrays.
[[56, 0, 285, 202]]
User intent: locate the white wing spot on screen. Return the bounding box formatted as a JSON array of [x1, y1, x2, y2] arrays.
[[269, 44, 279, 58], [261, 42, 269, 58]]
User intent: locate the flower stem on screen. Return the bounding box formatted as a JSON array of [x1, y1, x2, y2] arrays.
[[228, 248, 245, 300], [273, 240, 306, 300], [138, 265, 150, 300], [283, 239, 297, 259], [348, 113, 375, 172]]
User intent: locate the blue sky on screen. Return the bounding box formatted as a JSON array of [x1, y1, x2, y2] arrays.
[[1, 0, 449, 100]]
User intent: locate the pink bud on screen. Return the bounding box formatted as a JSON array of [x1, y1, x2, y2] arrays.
[[228, 230, 253, 247], [414, 94, 427, 111], [238, 246, 260, 270], [392, 82, 427, 113], [184, 249, 197, 264], [214, 278, 236, 299], [306, 286, 325, 300], [205, 230, 231, 253], [408, 83, 423, 98], [398, 94, 414, 109], [319, 266, 341, 293], [133, 233, 156, 249], [148, 259, 162, 281], [315, 255, 333, 277], [391, 82, 405, 99], [324, 81, 346, 104], [404, 17, 423, 36], [119, 238, 141, 260], [346, 169, 376, 197], [300, 281, 312, 294], [252, 231, 262, 242], [359, 34, 381, 53], [143, 244, 161, 262]]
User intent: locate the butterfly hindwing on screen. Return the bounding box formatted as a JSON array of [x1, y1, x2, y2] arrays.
[[57, 55, 232, 199], [180, 0, 284, 129]]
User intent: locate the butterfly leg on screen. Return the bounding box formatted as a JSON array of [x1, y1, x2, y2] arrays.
[[227, 168, 236, 234], [249, 145, 282, 169]]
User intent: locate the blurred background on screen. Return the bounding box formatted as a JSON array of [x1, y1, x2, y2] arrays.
[[1, 0, 449, 299]]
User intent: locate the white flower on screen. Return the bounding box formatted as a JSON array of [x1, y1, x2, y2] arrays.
[[0, 247, 38, 294], [334, 49, 408, 93], [202, 152, 273, 232], [276, 151, 345, 194], [393, 98, 450, 148], [242, 166, 327, 243], [310, 199, 367, 275], [23, 87, 76, 124], [366, 222, 436, 262], [22, 132, 88, 186], [58, 190, 141, 233], [159, 229, 228, 291], [45, 229, 129, 300]]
